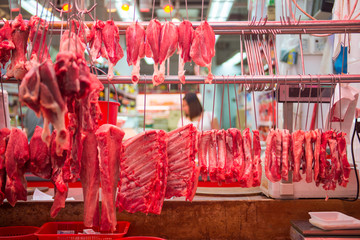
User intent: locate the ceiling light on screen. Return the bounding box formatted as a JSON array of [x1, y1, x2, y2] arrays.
[[62, 3, 71, 12], [207, 0, 235, 21], [107, 8, 117, 13], [222, 52, 247, 67], [163, 4, 173, 13], [121, 3, 130, 11], [115, 1, 142, 22]]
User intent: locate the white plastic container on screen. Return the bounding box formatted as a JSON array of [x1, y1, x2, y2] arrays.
[[308, 211, 360, 230]]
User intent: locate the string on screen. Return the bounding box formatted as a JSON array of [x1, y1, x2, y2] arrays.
[[212, 78, 216, 124], [318, 75, 324, 130], [338, 74, 342, 131], [185, 0, 189, 20], [251, 76, 258, 130], [168, 0, 172, 19], [36, 0, 38, 15], [94, 0, 96, 20], [226, 76, 232, 128], [201, 82, 206, 131], [109, 0, 111, 19], [143, 75, 147, 131], [19, 0, 21, 14], [0, 74, 7, 128], [244, 76, 247, 128], [133, 0, 136, 22], [201, 0, 204, 21], [234, 75, 241, 129], [152, 0, 156, 19], [180, 84, 183, 127], [305, 75, 313, 130], [276, 76, 279, 128], [294, 75, 302, 130], [17, 79, 24, 130], [9, 0, 12, 21], [219, 76, 225, 128]]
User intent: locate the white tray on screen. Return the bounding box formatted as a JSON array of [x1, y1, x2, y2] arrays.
[[309, 211, 360, 230]]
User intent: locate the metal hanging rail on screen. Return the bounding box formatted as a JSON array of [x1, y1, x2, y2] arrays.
[[2, 20, 360, 35], [95, 74, 360, 84]]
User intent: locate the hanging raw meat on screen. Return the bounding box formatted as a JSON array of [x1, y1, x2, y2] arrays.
[[252, 130, 261, 187], [198, 131, 211, 180], [0, 21, 15, 68], [190, 21, 215, 84], [231, 129, 245, 182], [145, 19, 162, 85], [272, 129, 282, 182], [126, 22, 146, 84], [313, 129, 321, 183], [165, 124, 199, 201], [116, 130, 168, 215], [102, 20, 124, 81], [156, 21, 178, 85], [88, 20, 105, 62], [304, 130, 316, 183], [337, 132, 351, 187], [178, 20, 194, 84], [19, 63, 41, 114], [96, 124, 124, 232], [264, 130, 276, 182], [292, 130, 305, 182], [81, 132, 100, 228], [29, 126, 52, 179], [281, 129, 291, 181], [0, 128, 10, 205], [224, 129, 239, 183], [6, 14, 30, 80], [323, 133, 341, 190], [216, 130, 226, 183], [239, 128, 253, 187], [28, 15, 50, 62], [4, 128, 29, 207], [208, 130, 218, 182]]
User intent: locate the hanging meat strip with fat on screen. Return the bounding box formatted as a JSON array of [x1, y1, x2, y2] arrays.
[[316, 130, 332, 186], [0, 128, 10, 205], [208, 130, 218, 182], [232, 129, 245, 181], [0, 21, 15, 68], [292, 130, 305, 182], [157, 21, 178, 85], [264, 129, 276, 182], [239, 128, 253, 187], [28, 15, 50, 62], [145, 19, 162, 84], [88, 20, 105, 62], [281, 129, 291, 181], [198, 131, 211, 180], [324, 133, 341, 190], [272, 129, 282, 182], [252, 130, 262, 187], [337, 132, 351, 187], [102, 20, 124, 81], [178, 20, 194, 84], [225, 129, 236, 183], [4, 128, 29, 207], [313, 129, 321, 183], [304, 130, 316, 183], [126, 22, 146, 84], [6, 14, 30, 80], [190, 21, 215, 84], [216, 130, 226, 183]]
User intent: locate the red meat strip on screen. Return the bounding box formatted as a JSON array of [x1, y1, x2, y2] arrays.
[[28, 15, 50, 62], [117, 130, 168, 215], [166, 124, 199, 201], [264, 129, 276, 182], [88, 20, 105, 62], [225, 129, 236, 183], [313, 129, 321, 183], [49, 131, 68, 218], [102, 20, 124, 81], [156, 21, 178, 85], [281, 129, 291, 181], [190, 21, 215, 84], [198, 131, 212, 180], [6, 14, 30, 80], [96, 124, 124, 232], [4, 128, 29, 207], [216, 130, 226, 183], [291, 130, 305, 182], [126, 22, 146, 84], [239, 128, 253, 187], [29, 126, 52, 179], [145, 19, 162, 84], [0, 128, 10, 204], [178, 20, 194, 84], [324, 133, 341, 190], [304, 130, 316, 183], [80, 132, 100, 228], [337, 132, 351, 187], [208, 130, 218, 182], [252, 130, 262, 187], [0, 21, 15, 68], [231, 129, 245, 181], [271, 129, 282, 182], [316, 130, 332, 187]]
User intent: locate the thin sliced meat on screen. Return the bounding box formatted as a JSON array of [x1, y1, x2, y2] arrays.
[[304, 130, 316, 183], [337, 132, 351, 187], [96, 124, 124, 232], [166, 124, 199, 201], [252, 130, 261, 187], [313, 129, 321, 183], [225, 129, 236, 183], [291, 130, 305, 182], [316, 130, 332, 187], [216, 130, 226, 183], [198, 131, 211, 180], [324, 133, 341, 190], [264, 130, 276, 182], [239, 128, 253, 187], [271, 129, 282, 182], [178, 20, 194, 83], [232, 129, 245, 181], [208, 130, 218, 182], [281, 129, 291, 181]]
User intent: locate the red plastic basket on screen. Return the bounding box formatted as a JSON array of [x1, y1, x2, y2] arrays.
[[120, 238, 166, 240], [0, 226, 39, 240], [35, 221, 130, 240]]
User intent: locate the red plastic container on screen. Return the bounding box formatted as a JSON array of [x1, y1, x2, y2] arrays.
[[98, 101, 120, 126], [120, 238, 166, 240], [0, 226, 39, 240], [35, 221, 130, 240]]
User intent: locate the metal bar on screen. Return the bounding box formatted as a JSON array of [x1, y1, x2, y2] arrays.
[[2, 20, 360, 35]]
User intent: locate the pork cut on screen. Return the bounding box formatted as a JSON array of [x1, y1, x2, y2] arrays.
[[4, 128, 29, 207], [323, 133, 340, 190], [190, 21, 215, 84], [29, 126, 52, 179], [216, 130, 226, 183], [281, 129, 291, 181], [291, 130, 305, 182], [6, 14, 30, 80], [264, 130, 276, 182], [156, 21, 178, 85], [304, 130, 316, 183], [337, 132, 351, 187], [145, 19, 162, 85], [231, 129, 245, 181], [208, 130, 218, 182], [28, 15, 50, 62], [316, 131, 332, 187], [198, 131, 211, 180], [81, 132, 100, 228], [224, 129, 236, 183], [178, 20, 194, 84], [126, 22, 146, 84], [313, 129, 321, 183], [252, 130, 262, 187], [0, 21, 15, 68], [165, 124, 199, 201], [0, 128, 10, 204], [239, 128, 253, 187], [116, 130, 168, 215], [272, 129, 282, 182], [102, 20, 124, 81], [96, 124, 124, 232], [88, 20, 105, 62]]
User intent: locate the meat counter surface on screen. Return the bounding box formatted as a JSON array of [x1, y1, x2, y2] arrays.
[[1, 188, 360, 240]]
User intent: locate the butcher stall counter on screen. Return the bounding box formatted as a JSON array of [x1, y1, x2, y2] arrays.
[[1, 187, 360, 240]]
